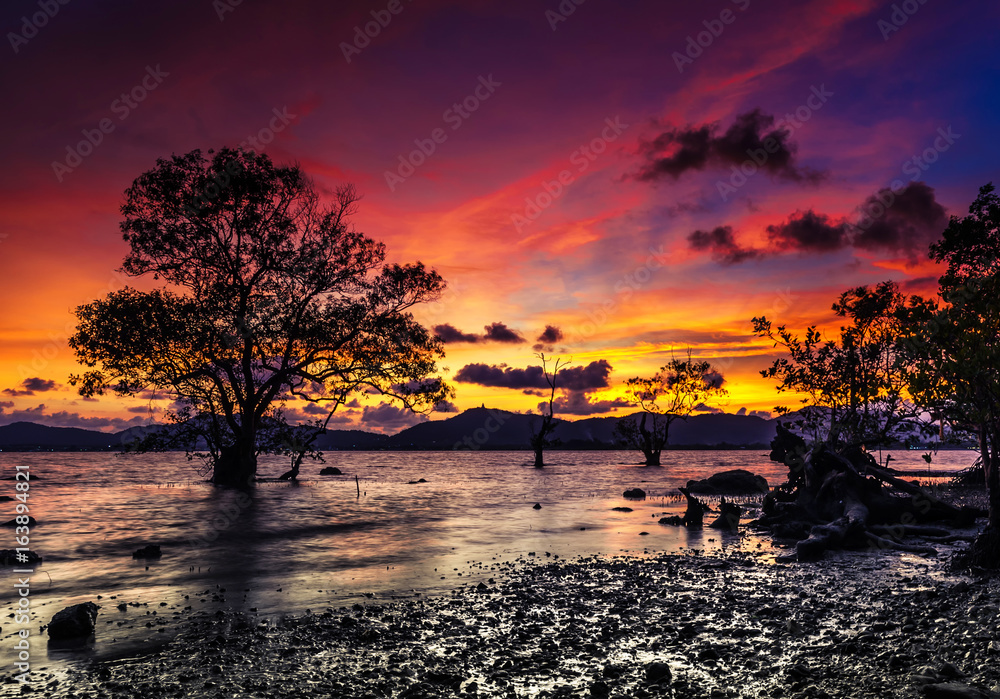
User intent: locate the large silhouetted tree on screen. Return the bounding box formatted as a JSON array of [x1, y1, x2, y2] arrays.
[[905, 183, 1000, 567], [614, 352, 727, 465], [70, 147, 450, 486]]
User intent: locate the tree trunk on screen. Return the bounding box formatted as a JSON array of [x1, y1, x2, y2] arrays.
[[639, 413, 662, 465], [212, 436, 257, 486], [533, 447, 544, 468], [962, 426, 1000, 569]]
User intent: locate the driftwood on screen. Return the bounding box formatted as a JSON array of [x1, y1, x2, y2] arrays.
[[679, 487, 710, 527], [755, 424, 983, 561]]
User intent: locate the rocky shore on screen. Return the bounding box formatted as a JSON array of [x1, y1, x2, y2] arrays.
[[10, 542, 1000, 699]]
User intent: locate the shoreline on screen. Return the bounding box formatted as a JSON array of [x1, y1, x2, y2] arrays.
[[9, 540, 1000, 699]]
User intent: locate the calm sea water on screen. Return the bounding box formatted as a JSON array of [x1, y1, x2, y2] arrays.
[[0, 448, 977, 671]]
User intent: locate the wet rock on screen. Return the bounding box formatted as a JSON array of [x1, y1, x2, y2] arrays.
[[659, 515, 683, 526], [132, 544, 162, 559], [645, 661, 671, 684], [686, 469, 768, 494], [1, 517, 36, 527], [589, 679, 611, 697], [0, 549, 42, 565], [48, 602, 99, 640], [611, 507, 633, 512], [319, 467, 342, 475], [407, 478, 428, 484], [533, 503, 542, 510], [922, 683, 1000, 699], [623, 488, 646, 500]]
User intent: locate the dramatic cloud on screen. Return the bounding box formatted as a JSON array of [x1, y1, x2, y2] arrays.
[[455, 360, 613, 391], [542, 391, 631, 416], [688, 226, 760, 265], [433, 400, 459, 413], [533, 325, 564, 351], [850, 182, 949, 256], [3, 377, 59, 396], [433, 323, 480, 344], [434, 322, 527, 344], [0, 401, 13, 409], [125, 405, 161, 414], [693, 402, 724, 414], [635, 110, 823, 183], [360, 403, 428, 432], [483, 322, 526, 344], [690, 182, 949, 265], [766, 210, 848, 252], [301, 402, 330, 416]]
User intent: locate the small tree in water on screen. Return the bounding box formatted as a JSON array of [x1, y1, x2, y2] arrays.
[[529, 353, 567, 468], [615, 352, 727, 466], [70, 147, 450, 486]]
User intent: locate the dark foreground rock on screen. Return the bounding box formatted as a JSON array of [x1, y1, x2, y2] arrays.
[[622, 487, 646, 499], [319, 467, 342, 475], [686, 468, 769, 494], [132, 544, 162, 559], [18, 548, 1000, 699], [47, 602, 99, 640], [0, 549, 41, 565]]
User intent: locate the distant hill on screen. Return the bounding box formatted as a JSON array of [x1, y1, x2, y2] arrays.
[[0, 421, 126, 450], [0, 409, 778, 452]]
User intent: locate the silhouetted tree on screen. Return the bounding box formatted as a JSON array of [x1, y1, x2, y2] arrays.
[[70, 147, 450, 486], [614, 351, 727, 465], [904, 183, 1000, 567], [529, 353, 567, 468], [753, 281, 926, 455]]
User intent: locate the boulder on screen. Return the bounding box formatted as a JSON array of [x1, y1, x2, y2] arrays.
[[132, 544, 162, 559], [48, 602, 99, 640], [0, 549, 42, 565], [623, 488, 646, 500], [645, 661, 672, 684], [686, 469, 768, 494], [1, 517, 36, 527], [319, 467, 342, 475]]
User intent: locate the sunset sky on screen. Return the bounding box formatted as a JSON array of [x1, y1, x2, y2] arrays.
[[1, 0, 998, 433]]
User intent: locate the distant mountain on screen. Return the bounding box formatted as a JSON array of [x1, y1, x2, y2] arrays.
[[389, 407, 776, 450], [0, 421, 126, 450], [0, 409, 778, 452]]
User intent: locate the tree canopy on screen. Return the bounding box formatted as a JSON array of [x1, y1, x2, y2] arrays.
[[753, 280, 926, 454], [70, 147, 450, 485], [615, 352, 727, 465]]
